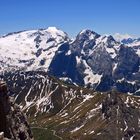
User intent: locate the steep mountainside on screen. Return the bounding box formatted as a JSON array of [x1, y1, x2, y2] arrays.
[[2, 72, 140, 140], [0, 27, 140, 94], [0, 81, 33, 140], [2, 71, 91, 117], [33, 91, 140, 140]]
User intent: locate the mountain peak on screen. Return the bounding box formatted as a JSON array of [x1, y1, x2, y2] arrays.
[[77, 29, 100, 41], [80, 29, 93, 34], [79, 29, 99, 36], [45, 26, 69, 39], [46, 26, 62, 33]]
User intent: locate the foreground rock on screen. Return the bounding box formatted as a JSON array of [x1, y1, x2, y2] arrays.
[[0, 81, 33, 140]]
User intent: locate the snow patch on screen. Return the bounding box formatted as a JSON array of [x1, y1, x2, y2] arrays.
[[83, 94, 94, 102], [124, 120, 128, 132], [87, 104, 102, 119], [71, 124, 84, 133], [83, 60, 102, 85], [130, 135, 135, 140], [66, 50, 71, 55], [76, 56, 81, 64], [97, 132, 101, 136]]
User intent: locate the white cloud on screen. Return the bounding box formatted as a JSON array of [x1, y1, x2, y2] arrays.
[[113, 33, 133, 42]]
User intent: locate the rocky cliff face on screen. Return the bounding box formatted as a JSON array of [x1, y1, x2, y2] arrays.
[[48, 30, 140, 94], [0, 81, 33, 140]]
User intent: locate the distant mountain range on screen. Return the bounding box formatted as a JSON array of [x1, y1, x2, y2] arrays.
[[0, 27, 140, 94], [114, 33, 140, 47]]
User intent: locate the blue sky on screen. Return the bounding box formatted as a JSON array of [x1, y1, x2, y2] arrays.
[[0, 0, 140, 37]]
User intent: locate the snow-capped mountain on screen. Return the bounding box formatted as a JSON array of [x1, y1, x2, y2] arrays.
[[113, 33, 140, 47], [0, 27, 69, 72], [0, 27, 140, 94]]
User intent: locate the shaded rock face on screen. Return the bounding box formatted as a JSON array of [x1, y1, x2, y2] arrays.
[[0, 81, 11, 138], [48, 43, 84, 84], [0, 81, 33, 140], [114, 46, 140, 79], [87, 44, 113, 75]]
